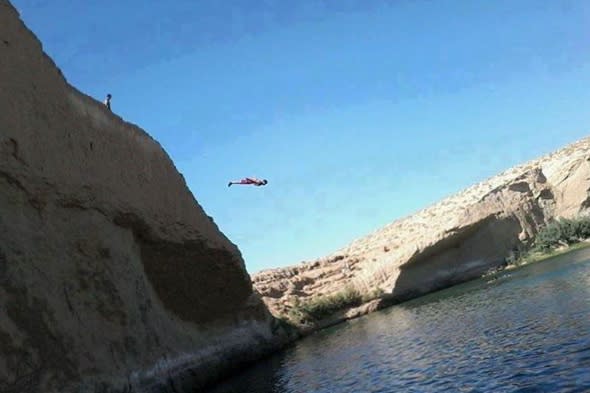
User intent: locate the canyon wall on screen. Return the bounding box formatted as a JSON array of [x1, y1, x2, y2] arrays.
[[0, 2, 289, 392], [254, 139, 590, 323]]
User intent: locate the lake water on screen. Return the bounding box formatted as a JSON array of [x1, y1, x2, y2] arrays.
[[207, 248, 590, 393]]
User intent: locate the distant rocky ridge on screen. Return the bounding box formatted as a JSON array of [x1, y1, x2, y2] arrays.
[[0, 2, 292, 392], [253, 137, 590, 325]]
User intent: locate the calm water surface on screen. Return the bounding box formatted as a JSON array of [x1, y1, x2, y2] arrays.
[[207, 249, 590, 393]]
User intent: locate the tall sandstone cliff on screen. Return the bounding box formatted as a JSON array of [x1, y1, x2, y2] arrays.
[[254, 138, 590, 324], [0, 2, 288, 392]]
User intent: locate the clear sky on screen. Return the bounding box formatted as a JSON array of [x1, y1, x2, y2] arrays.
[[12, 0, 590, 273]]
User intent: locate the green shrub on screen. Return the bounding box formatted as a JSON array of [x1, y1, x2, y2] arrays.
[[362, 287, 385, 302], [579, 217, 590, 237], [300, 286, 362, 320], [534, 216, 590, 251], [534, 221, 563, 250], [291, 285, 386, 321]]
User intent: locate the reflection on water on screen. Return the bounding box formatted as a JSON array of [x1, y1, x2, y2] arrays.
[[206, 249, 590, 393]]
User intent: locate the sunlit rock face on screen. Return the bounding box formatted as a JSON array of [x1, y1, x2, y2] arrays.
[[254, 138, 590, 322], [0, 2, 287, 392]]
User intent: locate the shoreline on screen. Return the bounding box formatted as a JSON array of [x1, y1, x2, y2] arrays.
[[478, 241, 590, 284], [504, 241, 590, 271], [206, 243, 590, 390], [279, 242, 590, 338]]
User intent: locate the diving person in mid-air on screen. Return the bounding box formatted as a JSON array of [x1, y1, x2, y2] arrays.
[[228, 177, 268, 187]]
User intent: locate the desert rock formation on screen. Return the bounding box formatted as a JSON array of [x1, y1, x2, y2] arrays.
[[3, 0, 590, 390], [0, 2, 289, 392], [254, 138, 590, 323]]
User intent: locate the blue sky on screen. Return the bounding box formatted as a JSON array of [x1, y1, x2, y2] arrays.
[[13, 0, 590, 273]]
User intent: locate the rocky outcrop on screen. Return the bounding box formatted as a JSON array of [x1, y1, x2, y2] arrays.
[[254, 139, 590, 323], [0, 2, 291, 392]]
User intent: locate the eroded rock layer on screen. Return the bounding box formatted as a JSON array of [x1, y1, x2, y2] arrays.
[[254, 139, 590, 321]]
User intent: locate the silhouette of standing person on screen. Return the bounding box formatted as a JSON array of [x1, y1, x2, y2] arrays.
[[104, 94, 112, 110]]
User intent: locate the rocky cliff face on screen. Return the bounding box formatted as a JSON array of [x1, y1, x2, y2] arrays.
[[0, 2, 288, 392], [254, 139, 590, 323]]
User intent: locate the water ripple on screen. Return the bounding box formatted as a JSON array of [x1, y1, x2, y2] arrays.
[[207, 251, 590, 393]]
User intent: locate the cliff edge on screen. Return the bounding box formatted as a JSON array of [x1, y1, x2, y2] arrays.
[[0, 2, 288, 392]]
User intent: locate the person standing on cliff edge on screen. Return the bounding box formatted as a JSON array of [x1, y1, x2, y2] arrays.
[[103, 94, 112, 110], [228, 177, 268, 187]]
